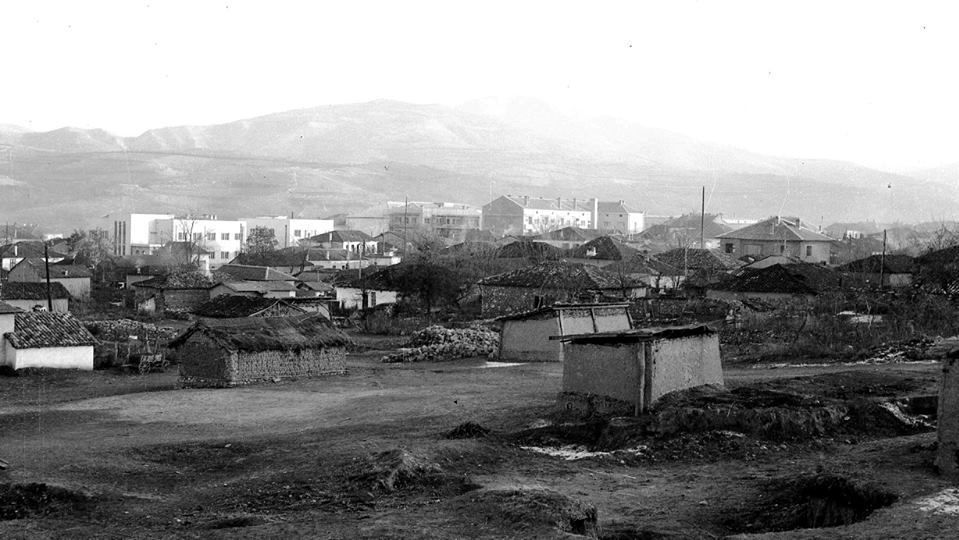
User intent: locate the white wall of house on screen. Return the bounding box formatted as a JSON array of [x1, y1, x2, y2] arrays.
[[2, 343, 94, 370], [156, 218, 247, 269], [0, 313, 15, 365]]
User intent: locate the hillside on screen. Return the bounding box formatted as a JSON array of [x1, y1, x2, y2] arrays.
[[0, 99, 954, 231]]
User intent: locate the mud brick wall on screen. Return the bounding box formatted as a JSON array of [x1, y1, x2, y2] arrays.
[[178, 335, 233, 388], [232, 347, 347, 384], [937, 356, 959, 478]]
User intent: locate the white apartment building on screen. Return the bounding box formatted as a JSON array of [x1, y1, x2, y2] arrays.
[[242, 216, 335, 249], [109, 213, 245, 269], [596, 201, 645, 235]]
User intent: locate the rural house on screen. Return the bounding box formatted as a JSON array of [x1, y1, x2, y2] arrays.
[[228, 247, 315, 274], [558, 324, 723, 415], [2, 311, 98, 370], [482, 195, 598, 236], [497, 303, 631, 362], [566, 236, 641, 267], [330, 268, 400, 310], [8, 258, 92, 299], [602, 256, 683, 291], [706, 263, 840, 302], [132, 272, 215, 314], [596, 200, 645, 236], [478, 261, 646, 318], [530, 227, 604, 250], [837, 254, 915, 288], [171, 315, 350, 387], [0, 282, 71, 313], [716, 216, 834, 264], [0, 241, 67, 271]]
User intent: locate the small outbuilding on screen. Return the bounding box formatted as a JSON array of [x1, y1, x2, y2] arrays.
[[170, 315, 351, 387], [497, 303, 631, 362], [557, 324, 723, 415], [2, 311, 98, 370]]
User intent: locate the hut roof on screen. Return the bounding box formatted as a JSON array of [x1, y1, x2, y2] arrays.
[[4, 312, 98, 349], [191, 296, 306, 318], [653, 248, 744, 273], [568, 236, 640, 261], [479, 261, 641, 290], [169, 314, 351, 352], [216, 264, 298, 282], [133, 271, 216, 290]]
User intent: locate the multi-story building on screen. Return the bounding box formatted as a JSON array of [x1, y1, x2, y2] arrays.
[[241, 216, 335, 249], [108, 213, 246, 269], [481, 195, 598, 236], [596, 200, 645, 235], [386, 202, 482, 243]]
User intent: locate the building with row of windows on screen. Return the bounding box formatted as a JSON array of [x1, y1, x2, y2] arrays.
[[107, 214, 335, 269], [386, 202, 482, 243], [481, 195, 645, 236]]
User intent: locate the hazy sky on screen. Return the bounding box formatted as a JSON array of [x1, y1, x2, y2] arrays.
[[2, 1, 957, 171]]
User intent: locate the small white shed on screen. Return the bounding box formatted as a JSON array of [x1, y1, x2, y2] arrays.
[[557, 324, 723, 415], [497, 303, 632, 362], [2, 311, 97, 370]]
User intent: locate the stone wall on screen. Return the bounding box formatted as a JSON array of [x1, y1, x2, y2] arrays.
[[938, 356, 959, 478], [232, 348, 347, 383], [178, 336, 348, 388]]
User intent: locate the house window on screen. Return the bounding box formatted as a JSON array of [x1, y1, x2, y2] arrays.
[[206, 232, 216, 241], [724, 243, 735, 254], [178, 232, 187, 241], [806, 245, 813, 257], [234, 233, 242, 240], [527, 217, 533, 224], [193, 233, 202, 241], [221, 251, 230, 260], [780, 245, 785, 254], [294, 230, 302, 237], [221, 233, 230, 240]]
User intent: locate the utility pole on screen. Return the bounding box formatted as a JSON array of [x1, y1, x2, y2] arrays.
[[700, 186, 706, 249], [403, 196, 409, 255], [879, 229, 887, 289], [44, 242, 53, 311]]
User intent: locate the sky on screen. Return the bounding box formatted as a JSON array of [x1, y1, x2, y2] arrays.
[[1, 0, 958, 171]]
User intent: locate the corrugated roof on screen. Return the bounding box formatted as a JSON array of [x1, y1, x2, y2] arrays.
[[4, 312, 98, 349], [169, 314, 350, 352], [1, 281, 71, 300], [717, 216, 834, 242], [479, 261, 642, 290], [557, 323, 716, 343]]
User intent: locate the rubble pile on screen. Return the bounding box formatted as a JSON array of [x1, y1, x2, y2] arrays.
[[84, 319, 181, 342], [861, 336, 936, 363], [382, 325, 499, 363]]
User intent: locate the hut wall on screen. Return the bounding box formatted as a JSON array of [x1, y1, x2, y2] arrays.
[[233, 347, 347, 383], [647, 334, 723, 404], [178, 334, 233, 387], [499, 317, 562, 362], [937, 357, 959, 478], [561, 342, 643, 406]]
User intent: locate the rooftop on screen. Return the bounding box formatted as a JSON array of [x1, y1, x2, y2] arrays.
[[216, 264, 298, 282], [717, 216, 834, 242], [169, 314, 351, 352], [12, 258, 92, 278], [479, 261, 642, 290], [192, 296, 306, 318], [1, 281, 71, 300], [4, 312, 98, 349]]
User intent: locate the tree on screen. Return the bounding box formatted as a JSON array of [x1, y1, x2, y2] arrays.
[[68, 228, 112, 268], [246, 226, 278, 255], [395, 257, 463, 317]]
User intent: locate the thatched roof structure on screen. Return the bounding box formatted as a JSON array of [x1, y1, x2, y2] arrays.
[[169, 314, 351, 352]]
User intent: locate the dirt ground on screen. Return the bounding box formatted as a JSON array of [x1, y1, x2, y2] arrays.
[[1, 341, 957, 539]]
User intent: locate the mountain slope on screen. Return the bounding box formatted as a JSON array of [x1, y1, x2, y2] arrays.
[[0, 99, 954, 231]]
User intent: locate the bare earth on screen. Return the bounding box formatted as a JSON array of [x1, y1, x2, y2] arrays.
[[1, 348, 956, 539]]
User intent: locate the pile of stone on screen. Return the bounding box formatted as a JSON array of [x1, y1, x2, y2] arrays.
[[382, 325, 499, 363], [84, 319, 181, 342]]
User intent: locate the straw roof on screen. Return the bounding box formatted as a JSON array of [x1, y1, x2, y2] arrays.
[[169, 314, 351, 352]]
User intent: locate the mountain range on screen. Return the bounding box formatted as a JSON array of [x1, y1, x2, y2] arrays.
[[0, 97, 956, 232]]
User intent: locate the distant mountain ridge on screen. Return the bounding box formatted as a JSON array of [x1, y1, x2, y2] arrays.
[[0, 98, 955, 231]]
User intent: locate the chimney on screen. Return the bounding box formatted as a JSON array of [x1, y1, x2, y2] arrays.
[[557, 197, 562, 209], [523, 195, 529, 206]]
